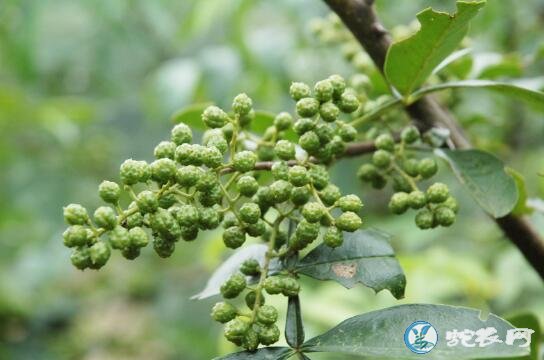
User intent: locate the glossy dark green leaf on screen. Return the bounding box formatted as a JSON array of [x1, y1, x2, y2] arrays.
[[295, 229, 406, 299], [171, 102, 212, 129], [214, 347, 292, 360], [384, 1, 486, 96], [436, 149, 518, 218], [412, 80, 544, 111], [302, 304, 529, 359], [285, 296, 305, 348], [192, 244, 281, 300]]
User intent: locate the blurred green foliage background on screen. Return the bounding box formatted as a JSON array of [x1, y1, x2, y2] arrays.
[[1, 0, 544, 359]]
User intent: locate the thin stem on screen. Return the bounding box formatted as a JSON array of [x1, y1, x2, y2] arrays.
[[350, 97, 403, 128]]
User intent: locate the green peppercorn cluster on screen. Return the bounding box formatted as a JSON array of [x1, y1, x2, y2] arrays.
[[210, 257, 298, 350], [357, 126, 458, 229]]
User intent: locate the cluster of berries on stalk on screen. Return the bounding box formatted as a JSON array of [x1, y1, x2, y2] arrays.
[[357, 127, 458, 229], [62, 76, 364, 349]]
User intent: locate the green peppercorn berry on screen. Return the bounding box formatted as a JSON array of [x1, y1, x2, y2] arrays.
[[174, 143, 193, 165], [153, 236, 175, 258], [96, 182, 120, 206], [176, 165, 201, 187], [335, 211, 362, 232], [150, 208, 181, 239], [245, 290, 265, 310], [255, 186, 275, 208], [296, 97, 320, 118], [388, 192, 410, 215], [171, 123, 193, 145], [435, 206, 456, 227], [314, 79, 334, 102], [402, 158, 420, 177], [224, 317, 250, 343], [257, 324, 280, 346], [63, 225, 88, 248], [302, 202, 325, 223], [239, 109, 255, 128], [220, 273, 247, 299], [338, 92, 360, 113], [328, 74, 346, 99], [128, 226, 148, 248], [271, 161, 289, 181], [291, 186, 311, 206], [108, 225, 129, 249], [295, 219, 320, 242], [245, 220, 266, 237], [240, 259, 260, 276], [178, 225, 197, 241], [324, 226, 343, 248], [202, 146, 223, 169], [418, 158, 438, 179], [120, 159, 150, 185], [255, 144, 273, 161], [337, 194, 363, 213], [408, 190, 426, 209], [263, 276, 282, 295], [371, 175, 388, 189], [315, 144, 333, 163], [206, 135, 228, 155], [319, 184, 341, 206], [399, 126, 419, 145], [93, 206, 117, 230], [270, 180, 293, 203], [211, 302, 238, 323], [239, 203, 261, 224], [274, 140, 295, 160], [375, 133, 395, 152], [357, 163, 379, 182], [232, 93, 253, 115], [189, 144, 205, 166], [315, 123, 334, 144], [136, 190, 158, 214], [288, 165, 309, 187], [298, 131, 319, 154], [242, 329, 260, 351], [195, 171, 218, 191], [293, 118, 315, 135], [415, 209, 435, 229], [223, 226, 246, 249], [202, 105, 229, 128], [273, 112, 293, 131], [158, 192, 176, 209], [150, 158, 177, 184], [125, 211, 143, 228], [64, 204, 90, 227], [390, 174, 412, 193], [256, 305, 278, 325], [70, 247, 91, 270], [329, 136, 346, 156], [198, 207, 221, 230], [233, 151, 257, 173], [289, 82, 311, 101], [280, 277, 300, 297], [337, 123, 357, 142], [120, 246, 139, 260], [233, 176, 256, 198], [309, 165, 330, 190], [443, 196, 459, 214], [153, 141, 175, 159], [372, 149, 392, 169], [426, 182, 449, 203], [89, 241, 111, 269]]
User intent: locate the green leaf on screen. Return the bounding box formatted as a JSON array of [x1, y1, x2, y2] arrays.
[[384, 1, 486, 96], [436, 149, 518, 218], [213, 347, 292, 360], [285, 296, 305, 348], [295, 229, 406, 299], [171, 102, 212, 129], [302, 304, 529, 359], [411, 80, 544, 111], [498, 313, 541, 360], [192, 244, 281, 300], [505, 168, 534, 216]]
